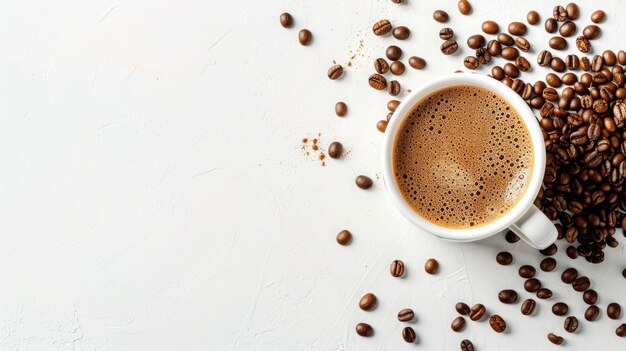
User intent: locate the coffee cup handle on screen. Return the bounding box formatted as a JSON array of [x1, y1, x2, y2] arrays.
[[508, 205, 557, 249]]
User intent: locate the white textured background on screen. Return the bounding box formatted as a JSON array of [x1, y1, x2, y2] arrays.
[[1, 0, 625, 350]]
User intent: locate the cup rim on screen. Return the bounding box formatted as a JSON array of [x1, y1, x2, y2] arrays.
[[381, 73, 546, 241]]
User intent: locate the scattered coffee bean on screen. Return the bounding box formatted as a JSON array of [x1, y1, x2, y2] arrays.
[[451, 316, 466, 332], [356, 322, 373, 337], [355, 175, 373, 189], [583, 290, 598, 305], [489, 315, 506, 333], [373, 19, 392, 36], [393, 26, 410, 40], [566, 246, 578, 259], [540, 243, 558, 256], [516, 56, 531, 72], [460, 339, 474, 351], [508, 22, 527, 36], [564, 316, 579, 333], [549, 36, 568, 50], [467, 34, 486, 49], [441, 40, 459, 55], [390, 259, 405, 277], [505, 231, 520, 243], [559, 21, 576, 37], [386, 45, 402, 61], [502, 47, 519, 60], [498, 289, 518, 304], [335, 102, 348, 117], [488, 40, 502, 56], [583, 25, 601, 40], [458, 0, 472, 15], [374, 58, 389, 74], [566, 3, 579, 19], [515, 37, 531, 52], [359, 293, 377, 310], [538, 50, 553, 67], [553, 302, 569, 316], [439, 27, 454, 40], [424, 258, 438, 274], [537, 288, 553, 299], [476, 48, 491, 64], [469, 304, 486, 321], [328, 142, 343, 159], [521, 299, 536, 315], [545, 18, 558, 33], [482, 20, 499, 34], [376, 120, 388, 133], [328, 64, 344, 80], [387, 100, 400, 112], [368, 74, 387, 90], [497, 33, 514, 46], [540, 257, 557, 272], [608, 302, 622, 319], [519, 265, 536, 278], [525, 278, 541, 292], [591, 10, 606, 23], [298, 29, 312, 45], [553, 5, 567, 22], [279, 13, 293, 28], [548, 333, 564, 345], [390, 61, 405, 75], [398, 308, 414, 322], [561, 267, 578, 283], [409, 56, 426, 69], [603, 50, 617, 65], [387, 80, 401, 96], [527, 11, 540, 25], [402, 326, 416, 343], [433, 10, 449, 23], [572, 276, 590, 291], [617, 324, 626, 337], [456, 302, 470, 315], [585, 305, 600, 321], [495, 251, 512, 265], [336, 230, 352, 245], [623, 268, 626, 279], [576, 36, 591, 53], [565, 54, 579, 70]]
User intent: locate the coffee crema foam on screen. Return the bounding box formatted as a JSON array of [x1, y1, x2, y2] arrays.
[[393, 86, 534, 229]]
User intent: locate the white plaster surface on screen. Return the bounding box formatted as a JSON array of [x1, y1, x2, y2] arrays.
[[1, 0, 626, 350]]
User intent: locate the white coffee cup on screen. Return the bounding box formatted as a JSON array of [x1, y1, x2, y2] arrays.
[[381, 73, 557, 249]]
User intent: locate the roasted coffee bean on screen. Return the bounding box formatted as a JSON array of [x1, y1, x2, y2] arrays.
[[562, 72, 577, 85], [585, 305, 600, 321], [458, 0, 472, 15], [560, 21, 577, 37], [623, 268, 626, 279], [373, 19, 392, 35], [537, 288, 553, 299], [519, 265, 536, 278], [460, 339, 474, 351], [390, 259, 405, 277], [393, 26, 410, 40], [525, 278, 541, 292], [576, 36, 591, 53], [496, 251, 513, 265], [564, 316, 578, 333], [549, 36, 567, 50], [515, 56, 531, 72], [591, 10, 606, 23], [540, 257, 557, 272], [538, 50, 553, 67], [387, 99, 399, 111], [298, 29, 313, 45], [475, 48, 490, 64], [543, 87, 558, 101], [398, 308, 415, 322], [619, 50, 626, 65], [467, 34, 486, 50], [488, 40, 502, 56], [433, 10, 449, 23], [545, 18, 558, 33], [584, 25, 601, 40], [490, 66, 505, 80], [451, 316, 466, 332], [591, 55, 604, 71], [566, 54, 579, 69], [387, 80, 401, 96], [402, 326, 416, 343], [368, 74, 387, 90], [489, 315, 506, 333], [390, 61, 405, 75], [553, 302, 569, 316], [328, 142, 343, 159], [424, 258, 439, 274], [376, 120, 387, 133], [553, 5, 567, 22], [508, 22, 527, 36], [521, 299, 537, 315], [482, 20, 499, 34], [456, 302, 470, 315], [561, 267, 578, 283], [408, 56, 426, 70], [386, 45, 402, 61], [441, 40, 459, 55], [356, 323, 373, 337], [374, 58, 390, 74], [439, 28, 454, 40], [497, 33, 514, 46], [580, 56, 591, 70], [527, 11, 540, 25], [469, 304, 486, 321], [502, 47, 519, 60], [464, 56, 480, 70], [616, 324, 626, 337], [547, 73, 562, 87], [328, 64, 344, 80], [540, 243, 557, 256], [604, 50, 617, 66], [551, 57, 566, 72], [506, 231, 520, 243], [336, 229, 352, 245], [566, 3, 580, 19], [573, 276, 590, 291], [548, 333, 564, 345], [582, 289, 598, 305], [498, 289, 518, 304], [359, 293, 377, 310], [335, 102, 348, 117], [515, 37, 530, 52], [608, 303, 622, 319], [279, 12, 293, 28]]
